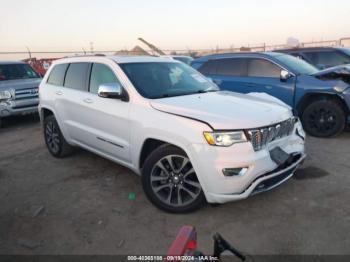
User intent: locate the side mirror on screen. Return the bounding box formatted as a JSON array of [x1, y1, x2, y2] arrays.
[[98, 83, 124, 99], [280, 70, 292, 82]]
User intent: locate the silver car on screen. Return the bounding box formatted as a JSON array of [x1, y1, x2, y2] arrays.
[[0, 61, 41, 127]]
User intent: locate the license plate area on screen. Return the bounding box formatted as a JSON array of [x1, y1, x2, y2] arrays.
[[269, 146, 291, 166]]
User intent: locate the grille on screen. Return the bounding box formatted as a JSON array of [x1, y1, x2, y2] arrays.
[[247, 117, 297, 151], [14, 87, 39, 101]]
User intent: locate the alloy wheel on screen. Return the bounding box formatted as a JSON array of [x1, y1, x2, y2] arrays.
[[150, 155, 202, 207]]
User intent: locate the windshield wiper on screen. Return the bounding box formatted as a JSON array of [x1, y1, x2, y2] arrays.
[[196, 89, 218, 93]]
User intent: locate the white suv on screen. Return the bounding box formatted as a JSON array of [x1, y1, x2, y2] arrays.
[[39, 55, 306, 213]]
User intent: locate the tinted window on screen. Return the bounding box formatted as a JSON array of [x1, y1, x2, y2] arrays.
[[119, 62, 218, 99], [64, 63, 90, 91], [248, 59, 281, 77], [303, 51, 350, 68], [89, 63, 119, 94], [0, 63, 40, 81], [47, 64, 68, 86], [197, 60, 218, 74], [216, 58, 247, 76]]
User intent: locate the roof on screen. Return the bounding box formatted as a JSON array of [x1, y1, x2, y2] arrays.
[[51, 55, 178, 65], [276, 46, 345, 53], [193, 52, 283, 62], [0, 61, 26, 65]]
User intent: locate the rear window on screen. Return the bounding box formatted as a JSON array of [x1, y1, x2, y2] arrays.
[[47, 64, 68, 86], [64, 63, 90, 91], [0, 63, 40, 81]]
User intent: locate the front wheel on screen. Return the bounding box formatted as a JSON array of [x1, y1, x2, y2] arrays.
[[301, 100, 345, 137], [142, 145, 206, 213]]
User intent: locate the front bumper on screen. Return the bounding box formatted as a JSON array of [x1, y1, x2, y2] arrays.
[[0, 98, 39, 117], [207, 153, 305, 203], [188, 127, 305, 204]]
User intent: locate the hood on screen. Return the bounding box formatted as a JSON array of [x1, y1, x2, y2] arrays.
[[150, 91, 292, 130], [0, 78, 42, 90], [312, 64, 350, 85]]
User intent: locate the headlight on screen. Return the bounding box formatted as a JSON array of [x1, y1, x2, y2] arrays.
[[333, 85, 348, 93], [203, 131, 247, 147], [0, 90, 12, 101]]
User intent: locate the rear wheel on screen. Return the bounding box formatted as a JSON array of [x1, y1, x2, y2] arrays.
[[301, 100, 345, 137], [43, 115, 74, 157], [142, 144, 206, 213]]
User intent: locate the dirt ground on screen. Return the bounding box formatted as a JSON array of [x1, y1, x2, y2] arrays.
[[0, 115, 349, 255]]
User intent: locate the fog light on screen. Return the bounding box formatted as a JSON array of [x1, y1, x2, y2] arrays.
[[222, 167, 248, 177]]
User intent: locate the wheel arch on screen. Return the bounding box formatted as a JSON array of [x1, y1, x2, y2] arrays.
[[297, 92, 349, 116], [138, 138, 189, 170]]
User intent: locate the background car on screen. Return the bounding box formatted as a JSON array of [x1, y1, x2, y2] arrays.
[[0, 61, 41, 127], [277, 47, 350, 69], [192, 52, 350, 137]]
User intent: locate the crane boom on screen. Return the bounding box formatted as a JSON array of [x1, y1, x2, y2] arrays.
[[138, 38, 166, 55]]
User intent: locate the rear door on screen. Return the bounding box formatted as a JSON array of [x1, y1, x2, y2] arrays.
[[197, 58, 249, 93], [57, 62, 92, 141]]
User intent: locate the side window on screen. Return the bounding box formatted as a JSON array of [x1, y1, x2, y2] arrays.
[[89, 63, 119, 94], [247, 59, 281, 78], [303, 51, 349, 67], [64, 63, 90, 91], [216, 58, 247, 76], [47, 64, 68, 86], [197, 60, 218, 75]]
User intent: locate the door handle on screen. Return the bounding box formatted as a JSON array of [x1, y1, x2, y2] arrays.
[[245, 83, 255, 87], [83, 98, 93, 104], [55, 90, 63, 95]]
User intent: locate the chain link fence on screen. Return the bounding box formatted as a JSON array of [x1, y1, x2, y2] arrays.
[[1, 37, 350, 74]]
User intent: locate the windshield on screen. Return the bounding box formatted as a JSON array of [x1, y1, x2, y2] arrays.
[[173, 56, 194, 65], [274, 54, 319, 75], [119, 62, 219, 99], [0, 63, 40, 81], [339, 48, 350, 57]]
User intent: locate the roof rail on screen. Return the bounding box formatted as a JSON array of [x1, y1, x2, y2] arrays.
[[63, 54, 106, 58]]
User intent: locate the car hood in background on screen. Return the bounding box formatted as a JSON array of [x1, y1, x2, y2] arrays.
[[150, 91, 292, 130], [0, 78, 42, 90], [312, 64, 350, 85]]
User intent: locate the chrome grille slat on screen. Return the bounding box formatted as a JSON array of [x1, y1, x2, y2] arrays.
[[247, 118, 296, 151], [14, 87, 39, 101]]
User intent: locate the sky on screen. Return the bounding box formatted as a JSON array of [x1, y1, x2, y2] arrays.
[[0, 0, 349, 53]]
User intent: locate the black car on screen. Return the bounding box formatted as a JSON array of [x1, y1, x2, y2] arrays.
[[276, 47, 350, 69]]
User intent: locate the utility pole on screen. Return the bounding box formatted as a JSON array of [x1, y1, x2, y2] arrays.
[[26, 46, 32, 62]]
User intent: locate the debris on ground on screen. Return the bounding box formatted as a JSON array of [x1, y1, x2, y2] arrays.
[[32, 205, 45, 218], [17, 239, 41, 249], [128, 192, 136, 200], [117, 239, 125, 248]]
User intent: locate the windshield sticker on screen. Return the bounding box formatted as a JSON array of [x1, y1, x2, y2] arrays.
[[191, 74, 208, 83]]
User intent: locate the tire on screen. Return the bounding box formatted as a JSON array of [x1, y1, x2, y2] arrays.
[[43, 115, 74, 157], [142, 144, 206, 213], [0, 117, 2, 128], [301, 100, 345, 137]]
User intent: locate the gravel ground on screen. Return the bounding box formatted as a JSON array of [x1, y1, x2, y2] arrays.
[[0, 115, 349, 255]]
